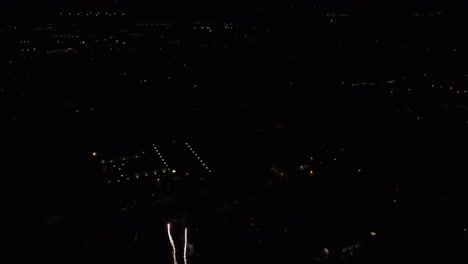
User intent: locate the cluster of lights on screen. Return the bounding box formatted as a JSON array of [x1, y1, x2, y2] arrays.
[[351, 82, 378, 87], [153, 144, 170, 169], [21, 48, 36, 52], [104, 155, 140, 164], [432, 83, 467, 94], [136, 23, 173, 28], [185, 142, 211, 173], [60, 12, 125, 16], [110, 168, 158, 184]]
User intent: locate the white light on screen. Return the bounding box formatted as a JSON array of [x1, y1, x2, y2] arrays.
[[184, 228, 188, 264], [167, 224, 178, 264], [172, 170, 176, 173]]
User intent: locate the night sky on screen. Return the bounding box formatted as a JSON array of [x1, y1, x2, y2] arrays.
[[7, 1, 468, 264]]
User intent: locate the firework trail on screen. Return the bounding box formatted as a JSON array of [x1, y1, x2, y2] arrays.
[[184, 228, 188, 264], [167, 223, 178, 264]]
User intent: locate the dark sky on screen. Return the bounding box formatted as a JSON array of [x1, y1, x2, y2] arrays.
[[1, 0, 466, 23], [1, 0, 466, 9]]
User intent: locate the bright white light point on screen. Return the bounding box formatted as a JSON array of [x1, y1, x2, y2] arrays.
[[358, 169, 361, 172], [172, 170, 176, 173], [92, 152, 97, 156], [370, 232, 377, 236]]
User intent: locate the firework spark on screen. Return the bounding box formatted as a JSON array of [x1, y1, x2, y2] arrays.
[[184, 228, 188, 264], [167, 223, 178, 264]]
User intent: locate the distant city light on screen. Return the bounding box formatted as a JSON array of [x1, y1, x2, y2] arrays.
[[172, 170, 176, 173], [370, 232, 377, 236], [92, 152, 97, 156]]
